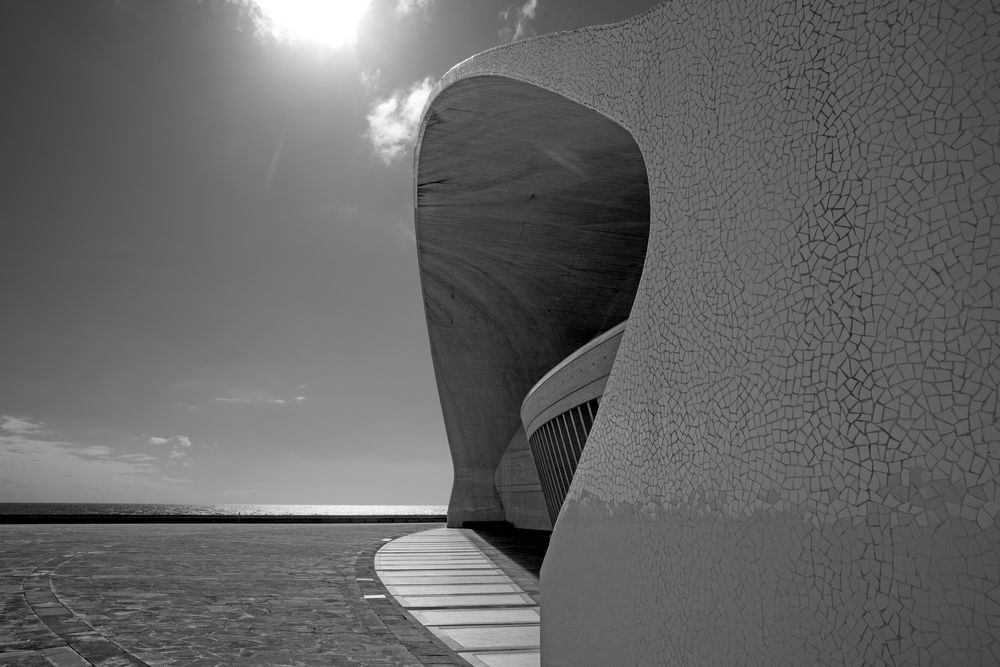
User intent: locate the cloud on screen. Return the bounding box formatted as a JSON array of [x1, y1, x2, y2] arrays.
[[149, 436, 197, 467], [213, 392, 300, 406], [394, 0, 434, 18], [121, 453, 157, 462], [0, 416, 167, 502], [162, 476, 192, 484], [169, 449, 193, 467], [365, 77, 434, 165], [359, 69, 381, 94], [1, 415, 46, 436], [149, 434, 194, 447], [77, 445, 114, 457], [263, 130, 286, 191], [499, 0, 538, 42]]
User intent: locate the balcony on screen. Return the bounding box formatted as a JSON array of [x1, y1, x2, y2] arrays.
[[519, 321, 627, 524]]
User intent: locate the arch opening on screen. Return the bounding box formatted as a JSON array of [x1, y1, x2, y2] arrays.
[[414, 75, 650, 528]]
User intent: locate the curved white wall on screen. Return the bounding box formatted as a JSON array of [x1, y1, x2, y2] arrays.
[[520, 322, 625, 525], [520, 321, 625, 438], [418, 0, 1000, 663]]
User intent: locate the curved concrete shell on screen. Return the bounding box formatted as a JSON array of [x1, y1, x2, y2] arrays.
[[414, 76, 650, 526], [414, 0, 1000, 663]]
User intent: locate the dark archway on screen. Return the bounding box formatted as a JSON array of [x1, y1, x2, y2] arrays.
[[414, 75, 649, 526]]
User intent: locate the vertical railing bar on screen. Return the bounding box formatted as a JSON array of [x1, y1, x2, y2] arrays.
[[538, 423, 562, 520], [554, 414, 575, 499], [527, 432, 555, 523], [568, 407, 586, 464], [544, 419, 567, 508], [536, 429, 561, 525]]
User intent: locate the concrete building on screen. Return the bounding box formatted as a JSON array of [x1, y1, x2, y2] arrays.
[[414, 1, 999, 663]]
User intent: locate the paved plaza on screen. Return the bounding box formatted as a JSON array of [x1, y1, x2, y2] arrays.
[[0, 523, 470, 666]]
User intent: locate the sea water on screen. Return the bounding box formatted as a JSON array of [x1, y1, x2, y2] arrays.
[[0, 503, 447, 517]]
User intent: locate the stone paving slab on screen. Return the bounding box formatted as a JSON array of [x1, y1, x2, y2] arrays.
[[376, 570, 506, 578], [393, 594, 535, 608], [458, 650, 541, 667], [385, 584, 520, 596], [376, 557, 489, 562], [431, 625, 540, 652], [379, 561, 499, 572], [0, 522, 459, 666], [377, 575, 513, 586], [407, 609, 539, 627], [377, 561, 492, 567], [375, 529, 541, 667]]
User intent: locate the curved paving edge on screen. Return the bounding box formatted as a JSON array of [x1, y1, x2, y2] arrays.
[[21, 552, 148, 667], [373, 528, 541, 667], [355, 534, 468, 666]]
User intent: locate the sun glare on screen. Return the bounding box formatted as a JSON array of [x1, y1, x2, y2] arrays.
[[253, 0, 372, 49]]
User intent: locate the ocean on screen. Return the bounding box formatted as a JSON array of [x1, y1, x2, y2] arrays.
[[0, 503, 448, 522]]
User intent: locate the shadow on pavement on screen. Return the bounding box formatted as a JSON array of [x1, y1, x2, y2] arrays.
[[463, 524, 551, 604]]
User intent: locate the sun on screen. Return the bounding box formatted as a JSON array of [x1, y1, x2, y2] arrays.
[[252, 0, 372, 50]]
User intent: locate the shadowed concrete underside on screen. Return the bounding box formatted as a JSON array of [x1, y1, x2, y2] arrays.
[[414, 75, 649, 526]]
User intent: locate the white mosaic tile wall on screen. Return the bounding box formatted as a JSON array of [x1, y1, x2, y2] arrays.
[[427, 0, 999, 663]]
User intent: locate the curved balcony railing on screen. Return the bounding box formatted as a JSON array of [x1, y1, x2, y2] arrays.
[[519, 321, 627, 523]]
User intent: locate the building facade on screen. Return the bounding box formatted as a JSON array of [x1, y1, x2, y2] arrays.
[[414, 1, 1000, 663]]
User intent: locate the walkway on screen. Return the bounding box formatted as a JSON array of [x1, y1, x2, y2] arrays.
[[374, 528, 541, 667], [1, 522, 456, 666]]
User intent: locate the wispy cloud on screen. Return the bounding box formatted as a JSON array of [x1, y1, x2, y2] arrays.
[[162, 476, 192, 484], [213, 391, 304, 406], [263, 129, 286, 191], [77, 445, 114, 457], [148, 434, 193, 447], [499, 0, 538, 42], [121, 453, 157, 462], [394, 0, 434, 18], [359, 68, 381, 94], [148, 434, 196, 467], [215, 396, 285, 405], [169, 449, 192, 468], [365, 77, 434, 165], [0, 415, 167, 502], [0, 415, 46, 436]]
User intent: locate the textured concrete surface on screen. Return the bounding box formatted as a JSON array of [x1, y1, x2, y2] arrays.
[[0, 523, 460, 666], [417, 0, 1000, 663]]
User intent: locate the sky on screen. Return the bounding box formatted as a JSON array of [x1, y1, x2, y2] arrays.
[[0, 0, 660, 506]]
